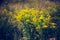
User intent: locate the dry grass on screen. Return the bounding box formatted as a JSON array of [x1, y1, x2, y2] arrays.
[[8, 0, 57, 10], [0, 0, 58, 11]]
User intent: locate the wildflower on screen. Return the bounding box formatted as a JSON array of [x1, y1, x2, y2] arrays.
[[39, 15, 44, 19], [45, 16, 51, 21], [32, 17, 37, 23], [14, 15, 22, 21], [26, 19, 30, 23], [43, 25, 48, 28]]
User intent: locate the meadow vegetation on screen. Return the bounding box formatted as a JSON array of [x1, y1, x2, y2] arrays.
[[0, 0, 60, 40]]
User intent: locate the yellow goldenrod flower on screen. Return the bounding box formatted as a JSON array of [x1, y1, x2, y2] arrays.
[[14, 15, 22, 21], [43, 25, 48, 28], [45, 17, 50, 21], [11, 8, 51, 29], [26, 19, 30, 23], [32, 17, 37, 23], [39, 15, 44, 19]]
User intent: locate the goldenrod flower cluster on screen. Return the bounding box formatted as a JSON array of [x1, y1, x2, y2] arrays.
[[1, 8, 57, 30], [1, 8, 56, 30], [13, 8, 51, 30]]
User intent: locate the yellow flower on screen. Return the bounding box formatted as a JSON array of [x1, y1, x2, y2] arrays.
[[39, 15, 44, 19], [12, 8, 51, 29], [50, 23, 56, 28], [26, 19, 30, 23], [16, 17, 20, 21], [44, 15, 51, 22], [45, 17, 50, 21], [43, 25, 48, 28], [23, 9, 29, 13], [14, 15, 22, 21], [32, 17, 37, 23]]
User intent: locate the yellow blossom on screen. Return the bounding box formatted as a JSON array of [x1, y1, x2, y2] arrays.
[[45, 17, 51, 21], [43, 25, 48, 28], [32, 17, 37, 23], [26, 19, 30, 23], [39, 15, 44, 19], [12, 8, 51, 29], [14, 15, 22, 21]]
